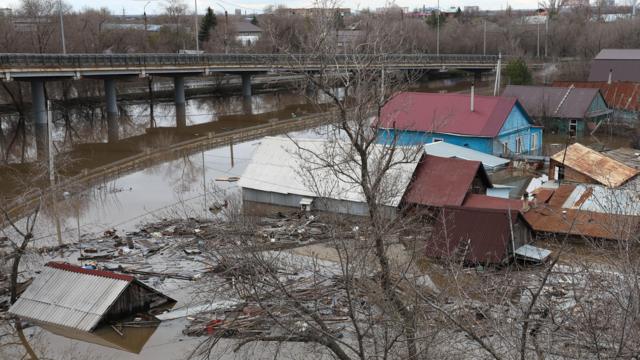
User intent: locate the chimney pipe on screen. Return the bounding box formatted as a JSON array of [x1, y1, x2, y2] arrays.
[[608, 69, 613, 85], [470, 82, 475, 112]]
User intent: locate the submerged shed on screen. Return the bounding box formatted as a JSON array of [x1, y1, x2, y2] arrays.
[[8, 262, 175, 332]]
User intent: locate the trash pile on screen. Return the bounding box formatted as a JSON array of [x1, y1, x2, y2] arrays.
[[181, 276, 355, 338]]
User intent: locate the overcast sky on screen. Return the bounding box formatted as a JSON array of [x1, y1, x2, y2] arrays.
[[0, 0, 549, 16]]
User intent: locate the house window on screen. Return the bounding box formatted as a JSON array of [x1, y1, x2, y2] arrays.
[[569, 119, 578, 137], [502, 142, 509, 156], [554, 166, 565, 181], [515, 136, 523, 154], [432, 138, 444, 143], [531, 133, 538, 151]]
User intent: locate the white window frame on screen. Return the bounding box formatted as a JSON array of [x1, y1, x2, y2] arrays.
[[502, 142, 509, 156], [515, 136, 523, 154], [531, 133, 538, 151]]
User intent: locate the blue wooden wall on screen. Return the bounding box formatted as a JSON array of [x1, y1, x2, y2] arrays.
[[378, 102, 543, 156]]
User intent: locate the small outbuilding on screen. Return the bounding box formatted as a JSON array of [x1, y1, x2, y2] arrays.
[[9, 262, 175, 333], [427, 195, 539, 264], [502, 85, 611, 137], [588, 49, 640, 83], [549, 143, 638, 187]]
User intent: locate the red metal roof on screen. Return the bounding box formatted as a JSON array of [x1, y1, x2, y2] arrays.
[[427, 206, 528, 263], [404, 155, 492, 207], [46, 262, 134, 282], [463, 194, 526, 211], [379, 92, 518, 137]]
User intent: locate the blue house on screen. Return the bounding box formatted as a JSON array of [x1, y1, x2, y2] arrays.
[[378, 92, 543, 156]]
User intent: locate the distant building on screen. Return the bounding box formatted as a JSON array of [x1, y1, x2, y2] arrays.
[[502, 85, 611, 137], [463, 6, 480, 12], [548, 143, 638, 187], [102, 23, 162, 32], [565, 0, 589, 6], [378, 92, 543, 157], [553, 81, 640, 122], [589, 49, 640, 82], [235, 9, 242, 16], [0, 8, 12, 17], [233, 21, 262, 46], [281, 7, 351, 17]]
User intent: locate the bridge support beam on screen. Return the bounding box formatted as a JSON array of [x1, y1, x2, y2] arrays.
[[104, 78, 119, 143], [174, 76, 186, 128], [174, 76, 185, 105], [241, 73, 252, 98], [30, 79, 46, 125]]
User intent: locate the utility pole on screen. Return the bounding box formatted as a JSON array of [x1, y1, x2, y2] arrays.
[[483, 19, 487, 56], [436, 0, 440, 56], [58, 0, 66, 54], [493, 53, 502, 96], [536, 22, 540, 59], [544, 16, 549, 58], [194, 0, 199, 52], [47, 100, 55, 186], [218, 3, 229, 54]]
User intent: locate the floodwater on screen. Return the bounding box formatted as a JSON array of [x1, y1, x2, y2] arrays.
[[2, 74, 635, 358]]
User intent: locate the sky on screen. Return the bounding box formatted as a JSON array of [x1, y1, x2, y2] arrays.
[[0, 0, 547, 16]]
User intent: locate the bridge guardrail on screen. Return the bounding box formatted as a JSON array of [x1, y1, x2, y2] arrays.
[[0, 53, 503, 69]]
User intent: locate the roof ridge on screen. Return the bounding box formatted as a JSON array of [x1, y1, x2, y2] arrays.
[[46, 262, 134, 282]]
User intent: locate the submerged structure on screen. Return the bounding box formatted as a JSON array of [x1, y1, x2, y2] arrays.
[[8, 262, 175, 352]]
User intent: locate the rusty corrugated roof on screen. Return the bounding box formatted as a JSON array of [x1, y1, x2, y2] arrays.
[[502, 85, 609, 119], [379, 92, 520, 137], [524, 184, 640, 241], [553, 81, 640, 112], [403, 155, 492, 207], [550, 143, 639, 187]]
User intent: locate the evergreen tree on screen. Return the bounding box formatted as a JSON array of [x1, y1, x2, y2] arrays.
[[250, 15, 258, 26], [198, 7, 217, 44], [505, 58, 533, 85]]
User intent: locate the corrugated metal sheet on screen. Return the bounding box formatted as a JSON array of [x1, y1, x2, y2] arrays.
[[550, 143, 638, 187], [463, 194, 526, 210], [404, 155, 491, 207], [238, 137, 420, 208], [502, 85, 608, 119], [525, 184, 640, 241], [553, 81, 640, 112], [562, 184, 640, 216], [379, 92, 518, 137], [423, 141, 510, 170], [8, 264, 130, 331]]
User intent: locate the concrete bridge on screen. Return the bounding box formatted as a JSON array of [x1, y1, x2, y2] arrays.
[[0, 53, 503, 126]]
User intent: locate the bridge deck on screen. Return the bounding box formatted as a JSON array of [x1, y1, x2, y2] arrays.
[[0, 53, 502, 79]]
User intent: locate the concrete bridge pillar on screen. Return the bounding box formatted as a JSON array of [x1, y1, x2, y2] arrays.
[[30, 79, 46, 125], [241, 73, 252, 98], [174, 76, 185, 105], [104, 79, 119, 143], [104, 78, 118, 118]]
